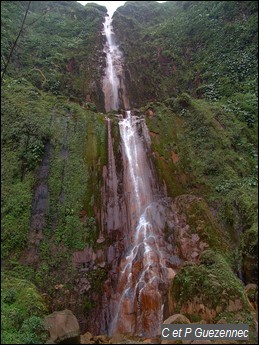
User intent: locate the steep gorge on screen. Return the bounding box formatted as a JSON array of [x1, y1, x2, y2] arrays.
[[92, 14, 177, 337], [1, 1, 258, 344]]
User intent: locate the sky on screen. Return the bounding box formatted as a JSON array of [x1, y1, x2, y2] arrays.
[[77, 1, 166, 16]]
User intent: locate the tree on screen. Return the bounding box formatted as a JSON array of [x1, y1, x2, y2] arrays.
[[1, 1, 31, 83]]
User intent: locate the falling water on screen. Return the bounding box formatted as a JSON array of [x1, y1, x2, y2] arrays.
[[110, 112, 172, 336], [101, 14, 175, 337], [102, 15, 129, 112]]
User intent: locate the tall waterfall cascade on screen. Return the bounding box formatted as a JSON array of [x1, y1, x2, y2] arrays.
[[102, 15, 129, 112], [100, 14, 176, 337]]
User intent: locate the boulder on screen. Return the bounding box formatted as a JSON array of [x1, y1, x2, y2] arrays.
[[163, 314, 191, 324], [199, 320, 207, 324], [81, 332, 95, 344], [45, 309, 80, 344], [143, 337, 161, 344]]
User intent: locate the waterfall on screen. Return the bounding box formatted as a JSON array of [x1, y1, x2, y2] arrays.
[[102, 15, 129, 112], [101, 14, 174, 337]]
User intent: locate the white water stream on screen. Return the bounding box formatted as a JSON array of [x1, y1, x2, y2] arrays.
[[102, 14, 171, 337], [102, 15, 128, 112]]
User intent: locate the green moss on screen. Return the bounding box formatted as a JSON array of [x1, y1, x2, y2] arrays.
[[171, 250, 249, 313], [175, 196, 229, 255], [1, 274, 48, 344], [82, 296, 96, 312], [1, 79, 52, 259], [2, 77, 108, 321], [86, 268, 107, 294], [83, 113, 107, 219], [214, 311, 257, 344], [144, 104, 190, 197], [2, 1, 106, 110]]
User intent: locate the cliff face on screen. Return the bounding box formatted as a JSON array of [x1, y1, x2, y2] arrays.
[[1, 0, 258, 343], [112, 1, 258, 109], [1, 1, 109, 342], [1, 0, 107, 110], [112, 0, 258, 285], [110, 0, 257, 335]]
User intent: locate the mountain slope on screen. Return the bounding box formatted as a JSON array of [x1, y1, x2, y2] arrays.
[[1, 0, 258, 342], [1, 1, 108, 341], [112, 0, 258, 284], [113, 1, 258, 111], [1, 0, 107, 109]]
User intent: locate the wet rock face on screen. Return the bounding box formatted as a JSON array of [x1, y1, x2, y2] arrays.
[[21, 142, 51, 265], [92, 113, 180, 337], [171, 194, 227, 263], [95, 12, 182, 339]]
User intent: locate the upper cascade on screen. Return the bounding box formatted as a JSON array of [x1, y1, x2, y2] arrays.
[[102, 15, 129, 112]]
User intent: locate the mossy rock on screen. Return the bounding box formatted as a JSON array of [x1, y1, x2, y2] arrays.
[[174, 195, 229, 255], [169, 250, 251, 323], [1, 273, 48, 344], [2, 274, 47, 316]]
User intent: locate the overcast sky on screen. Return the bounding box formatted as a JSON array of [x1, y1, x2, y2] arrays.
[[77, 1, 166, 16]]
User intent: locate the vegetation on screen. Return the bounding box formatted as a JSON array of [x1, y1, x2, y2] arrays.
[[113, 1, 258, 109], [1, 274, 48, 344], [1, 76, 108, 323], [171, 250, 249, 311], [115, 1, 258, 285], [1, 1, 108, 341], [1, 0, 107, 109], [113, 0, 257, 330], [1, 0, 258, 341]]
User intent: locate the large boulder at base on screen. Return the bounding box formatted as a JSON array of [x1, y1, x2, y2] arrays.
[[45, 309, 80, 344]]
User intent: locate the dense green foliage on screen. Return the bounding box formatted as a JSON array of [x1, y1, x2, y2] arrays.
[[1, 1, 108, 341], [113, 0, 258, 284], [2, 77, 106, 256], [172, 250, 249, 311], [1, 0, 258, 341], [113, 1, 258, 110], [1, 76, 107, 316], [1, 274, 48, 344], [1, 0, 107, 109]]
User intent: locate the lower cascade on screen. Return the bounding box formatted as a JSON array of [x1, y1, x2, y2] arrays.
[[100, 14, 176, 337], [109, 111, 172, 336]]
